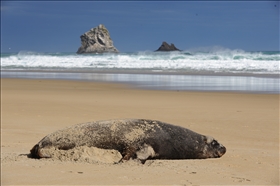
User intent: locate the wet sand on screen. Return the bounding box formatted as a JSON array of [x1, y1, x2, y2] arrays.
[[2, 70, 279, 93], [1, 78, 279, 185]]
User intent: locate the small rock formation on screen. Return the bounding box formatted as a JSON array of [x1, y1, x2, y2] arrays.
[[155, 42, 181, 51], [77, 24, 118, 54]]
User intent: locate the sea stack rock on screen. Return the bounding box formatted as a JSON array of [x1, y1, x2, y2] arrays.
[[77, 24, 119, 54], [155, 41, 181, 51]]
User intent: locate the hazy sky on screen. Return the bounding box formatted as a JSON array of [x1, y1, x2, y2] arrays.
[[1, 1, 279, 53]]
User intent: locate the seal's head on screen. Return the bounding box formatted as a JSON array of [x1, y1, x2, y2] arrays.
[[201, 136, 226, 158], [30, 144, 40, 159]]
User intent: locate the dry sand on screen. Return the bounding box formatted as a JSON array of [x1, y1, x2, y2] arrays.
[[1, 78, 279, 185]]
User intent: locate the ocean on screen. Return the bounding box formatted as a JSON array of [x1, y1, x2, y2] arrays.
[[1, 49, 279, 93]]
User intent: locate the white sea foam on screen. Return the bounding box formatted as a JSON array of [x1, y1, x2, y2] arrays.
[[1, 49, 279, 74]]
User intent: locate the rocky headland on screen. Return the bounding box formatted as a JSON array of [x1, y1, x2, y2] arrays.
[[155, 42, 181, 51], [77, 24, 118, 54]]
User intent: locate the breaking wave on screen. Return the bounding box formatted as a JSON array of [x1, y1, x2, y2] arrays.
[[1, 48, 279, 74]]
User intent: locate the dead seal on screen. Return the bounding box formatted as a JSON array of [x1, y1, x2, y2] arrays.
[[30, 119, 226, 163]]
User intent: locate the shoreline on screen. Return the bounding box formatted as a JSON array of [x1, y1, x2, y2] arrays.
[[1, 69, 279, 78], [1, 70, 279, 94], [1, 78, 279, 185]]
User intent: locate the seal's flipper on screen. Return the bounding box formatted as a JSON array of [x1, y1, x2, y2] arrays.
[[121, 146, 137, 161]]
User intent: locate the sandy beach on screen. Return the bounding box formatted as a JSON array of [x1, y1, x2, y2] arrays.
[[1, 78, 279, 185]]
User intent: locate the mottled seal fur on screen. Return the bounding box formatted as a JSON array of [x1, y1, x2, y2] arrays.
[[30, 119, 226, 163]]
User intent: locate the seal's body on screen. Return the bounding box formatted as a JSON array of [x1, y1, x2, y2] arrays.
[[30, 119, 226, 163]]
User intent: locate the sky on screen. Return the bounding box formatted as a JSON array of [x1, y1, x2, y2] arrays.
[[1, 1, 279, 53]]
